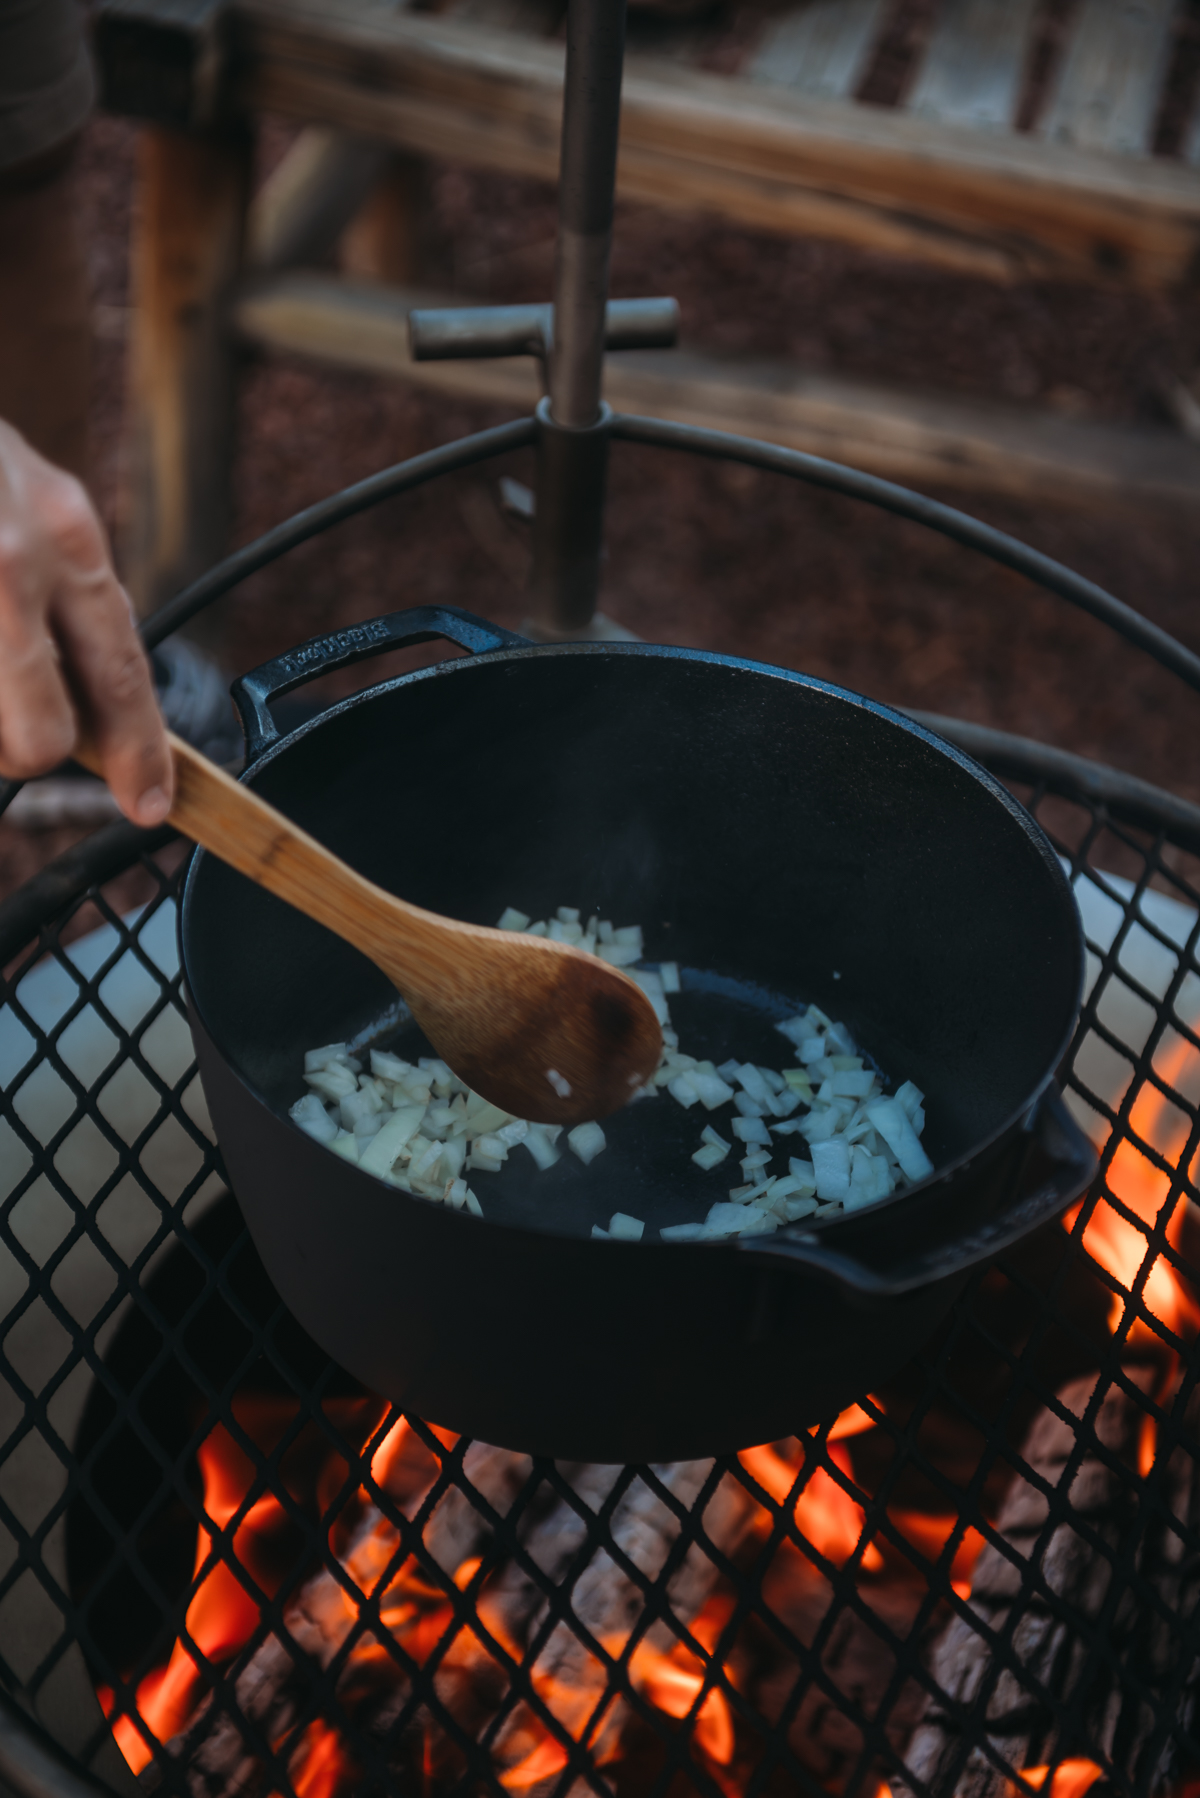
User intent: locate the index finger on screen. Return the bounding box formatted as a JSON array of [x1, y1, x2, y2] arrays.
[[51, 552, 174, 827]]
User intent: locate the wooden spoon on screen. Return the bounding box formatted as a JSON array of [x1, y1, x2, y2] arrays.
[[81, 733, 663, 1125]]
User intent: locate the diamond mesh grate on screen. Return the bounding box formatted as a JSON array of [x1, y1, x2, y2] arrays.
[[1, 771, 1198, 1798]]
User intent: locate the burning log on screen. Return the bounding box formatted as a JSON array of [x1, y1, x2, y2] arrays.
[[896, 1369, 1200, 1798], [162, 1436, 758, 1796]]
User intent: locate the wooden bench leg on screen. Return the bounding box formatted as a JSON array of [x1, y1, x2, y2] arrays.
[[123, 123, 251, 615]]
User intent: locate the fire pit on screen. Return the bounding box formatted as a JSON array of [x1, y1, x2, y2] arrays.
[[3, 0, 1200, 1790]]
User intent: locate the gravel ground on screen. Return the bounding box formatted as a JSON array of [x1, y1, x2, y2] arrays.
[[4, 97, 1200, 907]]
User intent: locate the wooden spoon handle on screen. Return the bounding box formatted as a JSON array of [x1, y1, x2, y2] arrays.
[[82, 732, 426, 980]]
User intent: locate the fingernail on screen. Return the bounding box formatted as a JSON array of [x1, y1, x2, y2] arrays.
[[135, 785, 170, 826]]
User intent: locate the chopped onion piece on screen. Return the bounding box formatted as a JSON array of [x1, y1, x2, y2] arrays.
[[661, 1222, 705, 1241], [591, 1225, 610, 1239], [521, 1126, 561, 1172], [774, 1016, 808, 1047], [304, 1065, 358, 1103], [557, 906, 580, 924], [703, 1202, 751, 1236], [865, 1098, 934, 1182], [668, 1073, 701, 1108], [692, 1143, 727, 1171], [799, 1106, 839, 1144], [546, 1068, 572, 1099], [608, 1212, 644, 1240], [895, 1079, 925, 1122], [831, 1069, 875, 1098], [358, 1105, 425, 1177], [304, 1043, 351, 1073], [659, 961, 681, 993], [497, 907, 531, 931], [691, 1072, 735, 1110], [568, 1121, 607, 1165], [701, 1124, 731, 1153], [787, 1157, 818, 1192], [468, 1100, 514, 1136], [290, 1093, 338, 1143], [596, 942, 640, 966], [370, 1049, 412, 1082], [735, 1063, 774, 1105], [784, 1195, 818, 1221], [732, 1116, 771, 1146], [811, 1137, 851, 1200], [734, 1091, 767, 1119], [331, 1131, 359, 1162], [737, 1211, 778, 1236]]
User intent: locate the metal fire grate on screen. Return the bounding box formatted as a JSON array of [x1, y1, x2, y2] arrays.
[[1, 720, 1200, 1798]]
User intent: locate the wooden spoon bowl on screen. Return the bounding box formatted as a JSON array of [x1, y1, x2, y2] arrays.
[[83, 734, 664, 1125]]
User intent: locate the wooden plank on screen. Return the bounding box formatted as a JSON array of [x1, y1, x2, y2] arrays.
[[231, 270, 1200, 505], [248, 126, 390, 269], [230, 0, 1200, 287], [123, 124, 251, 613], [907, 0, 1038, 132], [1040, 0, 1178, 156], [745, 0, 885, 101]]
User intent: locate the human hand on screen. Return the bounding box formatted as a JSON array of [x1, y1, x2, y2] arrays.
[[0, 421, 172, 826]]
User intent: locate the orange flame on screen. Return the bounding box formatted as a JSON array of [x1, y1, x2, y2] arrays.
[[1068, 1035, 1200, 1348], [499, 1736, 570, 1791], [1011, 1759, 1106, 1798], [740, 1437, 885, 1572], [283, 1720, 359, 1798]]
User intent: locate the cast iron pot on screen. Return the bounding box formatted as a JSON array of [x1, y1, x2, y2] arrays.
[[180, 605, 1095, 1462]]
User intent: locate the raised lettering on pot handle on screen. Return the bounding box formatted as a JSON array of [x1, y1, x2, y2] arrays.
[[231, 606, 529, 763]]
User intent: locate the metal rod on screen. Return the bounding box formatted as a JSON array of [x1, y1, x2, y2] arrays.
[[549, 0, 627, 428], [610, 412, 1200, 698], [408, 297, 678, 363], [526, 0, 628, 636]]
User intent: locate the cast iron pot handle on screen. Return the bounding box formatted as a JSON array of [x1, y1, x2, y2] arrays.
[[231, 605, 529, 763], [736, 1085, 1097, 1299]]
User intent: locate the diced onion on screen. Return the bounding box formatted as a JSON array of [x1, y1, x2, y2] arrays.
[[567, 1121, 607, 1165], [292, 904, 931, 1237], [811, 1138, 851, 1201], [496, 906, 531, 931]]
